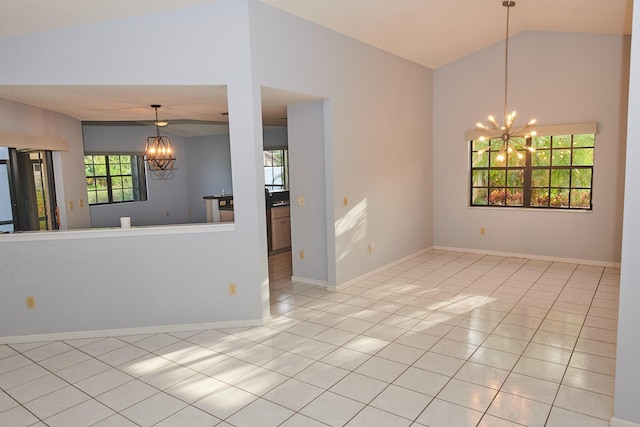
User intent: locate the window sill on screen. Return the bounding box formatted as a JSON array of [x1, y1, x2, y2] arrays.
[[0, 222, 235, 243]]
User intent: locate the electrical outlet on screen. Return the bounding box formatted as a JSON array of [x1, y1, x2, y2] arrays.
[[297, 196, 305, 207], [79, 198, 84, 208], [69, 201, 74, 210], [368, 242, 374, 254], [343, 196, 348, 207], [228, 283, 237, 295], [299, 250, 305, 260], [480, 228, 486, 235], [26, 296, 35, 309]]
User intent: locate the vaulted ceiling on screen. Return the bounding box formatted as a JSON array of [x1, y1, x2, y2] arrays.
[[0, 0, 632, 129]]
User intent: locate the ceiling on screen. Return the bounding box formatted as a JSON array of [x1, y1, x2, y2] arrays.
[[0, 0, 633, 133]]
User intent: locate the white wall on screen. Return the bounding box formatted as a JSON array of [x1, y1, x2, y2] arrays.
[[0, 0, 435, 337], [0, 0, 269, 337], [613, 3, 640, 424], [433, 32, 629, 264], [185, 133, 233, 223], [0, 98, 90, 230], [83, 125, 191, 227], [263, 126, 288, 149], [249, 1, 434, 286], [288, 101, 328, 284]]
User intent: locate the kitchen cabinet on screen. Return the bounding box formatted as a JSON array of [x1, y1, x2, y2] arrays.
[[270, 205, 291, 251]]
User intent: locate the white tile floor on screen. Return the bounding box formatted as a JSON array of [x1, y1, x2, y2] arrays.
[[0, 249, 619, 426]]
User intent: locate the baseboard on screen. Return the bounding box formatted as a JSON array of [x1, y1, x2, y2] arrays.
[[433, 245, 621, 268], [291, 276, 329, 288], [611, 417, 640, 427], [331, 246, 434, 291], [0, 318, 265, 345]]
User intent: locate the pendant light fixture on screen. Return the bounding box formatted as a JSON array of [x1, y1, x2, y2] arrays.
[[145, 104, 175, 176], [475, 1, 537, 162]]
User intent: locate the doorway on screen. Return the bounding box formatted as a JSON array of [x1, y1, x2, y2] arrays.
[[0, 147, 58, 232]]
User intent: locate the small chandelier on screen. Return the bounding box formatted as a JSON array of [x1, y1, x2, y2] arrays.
[[475, 1, 537, 162], [145, 104, 175, 175]]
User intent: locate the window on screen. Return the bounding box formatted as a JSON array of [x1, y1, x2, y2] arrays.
[[264, 148, 288, 191], [1, 148, 58, 232], [85, 154, 147, 205], [470, 133, 594, 209]]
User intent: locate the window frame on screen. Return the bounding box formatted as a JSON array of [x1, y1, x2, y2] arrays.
[[469, 129, 595, 210], [263, 148, 289, 191], [84, 153, 148, 206]]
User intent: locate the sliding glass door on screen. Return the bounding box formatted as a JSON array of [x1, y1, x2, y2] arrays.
[[0, 147, 58, 232]]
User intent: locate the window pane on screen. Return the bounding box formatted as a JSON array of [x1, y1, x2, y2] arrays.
[[121, 162, 132, 175], [572, 168, 592, 188], [123, 189, 134, 201], [531, 150, 550, 167], [533, 136, 550, 149], [572, 148, 594, 166], [489, 170, 506, 187], [531, 189, 549, 207], [472, 152, 489, 168], [552, 135, 571, 148], [489, 189, 506, 206], [110, 163, 122, 175], [507, 169, 524, 187], [531, 169, 549, 187], [97, 190, 109, 204], [507, 151, 526, 167], [111, 176, 123, 189], [506, 189, 524, 206], [552, 149, 571, 166], [88, 191, 97, 205], [85, 164, 95, 176], [94, 164, 107, 176], [570, 189, 591, 208], [112, 189, 124, 202], [96, 177, 108, 190], [264, 152, 273, 167], [122, 176, 133, 188], [550, 189, 569, 207], [490, 151, 506, 166], [273, 151, 284, 166], [472, 188, 488, 205], [472, 140, 490, 152], [93, 155, 106, 164], [86, 178, 96, 190], [551, 169, 570, 187], [273, 166, 284, 185], [472, 170, 488, 187], [573, 134, 595, 148]]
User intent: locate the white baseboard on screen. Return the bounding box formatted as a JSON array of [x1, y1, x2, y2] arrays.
[[611, 417, 640, 427], [0, 318, 265, 345], [434, 245, 621, 268], [291, 276, 329, 288], [331, 247, 434, 291]]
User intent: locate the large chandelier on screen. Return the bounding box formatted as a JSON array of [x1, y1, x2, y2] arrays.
[[145, 104, 175, 175], [475, 1, 537, 162]]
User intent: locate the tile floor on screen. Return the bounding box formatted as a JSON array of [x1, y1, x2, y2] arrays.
[[0, 249, 619, 426]]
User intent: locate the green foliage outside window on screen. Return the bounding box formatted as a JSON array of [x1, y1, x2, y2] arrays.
[[85, 154, 147, 205], [470, 134, 594, 209]]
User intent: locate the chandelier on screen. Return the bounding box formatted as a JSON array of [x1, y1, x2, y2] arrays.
[[475, 1, 537, 162], [145, 104, 175, 175]]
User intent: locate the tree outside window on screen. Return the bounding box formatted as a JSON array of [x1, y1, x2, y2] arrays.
[[470, 134, 594, 209]]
